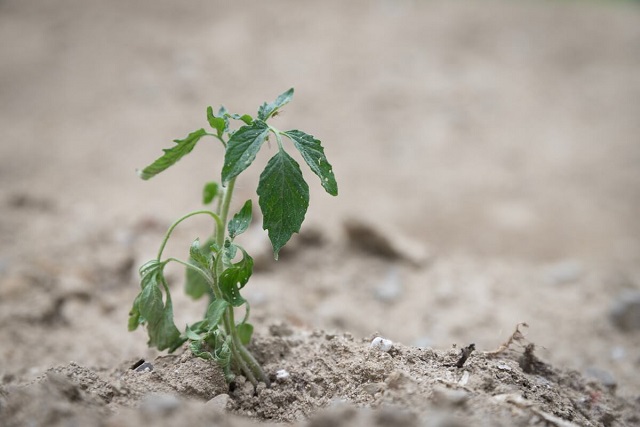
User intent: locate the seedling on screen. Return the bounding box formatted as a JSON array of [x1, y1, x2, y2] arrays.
[[128, 88, 338, 386]]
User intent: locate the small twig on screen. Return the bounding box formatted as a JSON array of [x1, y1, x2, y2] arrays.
[[444, 343, 476, 368]]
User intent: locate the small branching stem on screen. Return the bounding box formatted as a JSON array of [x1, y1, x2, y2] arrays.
[[157, 210, 223, 261]]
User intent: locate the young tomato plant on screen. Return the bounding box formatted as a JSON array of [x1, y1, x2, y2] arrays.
[[128, 88, 338, 387]]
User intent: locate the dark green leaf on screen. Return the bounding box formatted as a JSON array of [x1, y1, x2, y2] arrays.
[[205, 299, 229, 329], [237, 323, 254, 346], [221, 120, 270, 183], [257, 88, 294, 121], [283, 130, 338, 196], [219, 247, 253, 307], [257, 148, 309, 259], [137, 129, 207, 180], [207, 106, 227, 136], [202, 182, 219, 205], [228, 200, 252, 240]]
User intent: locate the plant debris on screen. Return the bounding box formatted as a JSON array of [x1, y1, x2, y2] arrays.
[[445, 343, 476, 368], [484, 322, 529, 357]]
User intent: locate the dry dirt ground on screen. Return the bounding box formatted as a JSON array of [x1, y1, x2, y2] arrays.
[[1, 0, 640, 426]]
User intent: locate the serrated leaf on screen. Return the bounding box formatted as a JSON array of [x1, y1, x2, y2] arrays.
[[202, 182, 219, 205], [205, 299, 229, 329], [207, 106, 227, 136], [237, 323, 254, 346], [219, 247, 253, 307], [257, 88, 294, 121], [257, 149, 309, 259], [228, 200, 252, 240], [138, 129, 207, 180], [283, 130, 338, 196], [221, 120, 270, 183]]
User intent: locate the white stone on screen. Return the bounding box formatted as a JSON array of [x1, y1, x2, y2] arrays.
[[370, 337, 393, 352], [276, 369, 290, 380]]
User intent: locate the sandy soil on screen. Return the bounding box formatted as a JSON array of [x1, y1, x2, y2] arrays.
[[1, 0, 640, 425]]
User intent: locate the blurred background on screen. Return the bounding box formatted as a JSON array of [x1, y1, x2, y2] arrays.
[[1, 0, 639, 397]]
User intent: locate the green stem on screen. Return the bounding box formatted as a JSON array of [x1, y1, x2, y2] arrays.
[[216, 178, 237, 249], [209, 176, 269, 387], [157, 210, 223, 261]]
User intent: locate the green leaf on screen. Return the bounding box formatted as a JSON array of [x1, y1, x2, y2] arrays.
[[185, 239, 214, 300], [202, 182, 219, 205], [140, 280, 183, 351], [239, 114, 253, 125], [185, 267, 213, 300], [213, 335, 233, 382], [237, 323, 254, 346], [228, 200, 252, 240], [137, 129, 207, 180], [184, 325, 204, 341], [258, 88, 294, 121], [257, 148, 309, 259], [190, 340, 213, 360], [219, 246, 253, 307], [221, 120, 270, 183], [283, 130, 338, 196], [207, 106, 227, 137], [189, 239, 210, 268], [205, 299, 229, 329], [130, 260, 184, 351], [128, 293, 142, 331]]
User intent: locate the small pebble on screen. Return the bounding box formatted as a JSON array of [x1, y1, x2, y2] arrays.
[[370, 337, 393, 352], [276, 369, 290, 380], [206, 393, 229, 413]]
